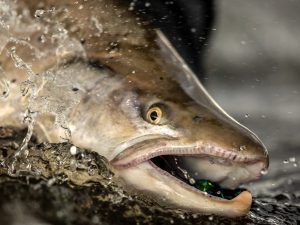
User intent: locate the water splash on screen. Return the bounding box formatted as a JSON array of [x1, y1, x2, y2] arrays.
[[0, 68, 9, 98], [91, 16, 104, 37], [0, 0, 87, 175], [0, 22, 10, 54], [10, 46, 37, 96], [3, 47, 38, 175], [6, 110, 37, 176]]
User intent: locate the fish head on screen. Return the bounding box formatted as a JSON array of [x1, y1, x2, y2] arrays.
[[63, 57, 267, 217], [110, 87, 268, 216], [108, 33, 269, 217]]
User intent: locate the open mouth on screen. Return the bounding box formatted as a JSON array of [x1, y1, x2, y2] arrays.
[[149, 155, 246, 200], [111, 137, 267, 216], [112, 137, 266, 200]]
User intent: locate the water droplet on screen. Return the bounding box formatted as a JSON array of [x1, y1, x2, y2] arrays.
[[179, 214, 185, 219], [289, 157, 296, 162], [0, 72, 9, 99], [208, 216, 214, 221], [283, 160, 289, 164], [47, 177, 56, 187], [191, 28, 196, 33], [70, 146, 77, 155], [192, 214, 198, 219], [189, 178, 195, 185], [91, 16, 103, 37], [260, 169, 268, 175], [34, 9, 45, 18], [39, 34, 46, 43], [128, 1, 136, 11], [239, 145, 247, 151]]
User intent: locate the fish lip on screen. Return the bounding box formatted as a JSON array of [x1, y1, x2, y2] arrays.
[[111, 137, 268, 191], [111, 137, 267, 170], [115, 159, 253, 216], [110, 134, 176, 160], [112, 138, 260, 215]]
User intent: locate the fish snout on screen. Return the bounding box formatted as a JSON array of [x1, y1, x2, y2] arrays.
[[189, 112, 269, 175], [241, 131, 269, 172], [232, 133, 269, 177]]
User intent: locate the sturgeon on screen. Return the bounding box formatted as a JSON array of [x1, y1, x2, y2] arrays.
[[0, 0, 268, 217]]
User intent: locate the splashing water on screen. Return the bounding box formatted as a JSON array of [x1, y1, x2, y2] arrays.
[[4, 47, 38, 174], [0, 2, 85, 174], [7, 46, 83, 174], [0, 68, 9, 99], [0, 22, 10, 54]]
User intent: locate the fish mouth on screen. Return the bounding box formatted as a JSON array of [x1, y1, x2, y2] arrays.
[[111, 136, 267, 216]]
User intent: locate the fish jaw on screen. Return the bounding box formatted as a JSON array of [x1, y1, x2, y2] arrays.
[[111, 137, 268, 217], [114, 161, 252, 217]]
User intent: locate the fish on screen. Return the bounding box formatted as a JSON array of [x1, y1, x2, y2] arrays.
[[0, 0, 268, 217]]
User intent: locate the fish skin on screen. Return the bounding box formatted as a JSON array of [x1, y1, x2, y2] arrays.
[[0, 0, 268, 217]]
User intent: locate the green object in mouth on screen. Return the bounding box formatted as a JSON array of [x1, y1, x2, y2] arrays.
[[195, 179, 215, 193], [194, 179, 245, 200]]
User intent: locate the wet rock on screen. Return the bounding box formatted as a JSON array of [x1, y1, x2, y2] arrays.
[[275, 194, 291, 204]]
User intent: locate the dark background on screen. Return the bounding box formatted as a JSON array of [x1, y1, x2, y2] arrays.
[[129, 0, 214, 75], [204, 0, 300, 188]]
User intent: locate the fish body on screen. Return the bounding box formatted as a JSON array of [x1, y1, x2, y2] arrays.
[[0, 0, 268, 217]]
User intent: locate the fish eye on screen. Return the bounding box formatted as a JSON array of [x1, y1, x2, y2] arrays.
[[146, 106, 163, 125]]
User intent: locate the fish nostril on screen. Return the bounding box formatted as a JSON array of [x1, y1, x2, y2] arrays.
[[193, 115, 203, 124]]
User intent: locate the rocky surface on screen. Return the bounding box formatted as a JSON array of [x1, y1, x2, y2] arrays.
[[0, 126, 299, 225]]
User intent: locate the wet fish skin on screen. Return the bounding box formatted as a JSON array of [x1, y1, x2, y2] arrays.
[[0, 0, 268, 217]]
